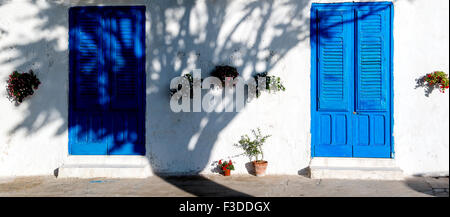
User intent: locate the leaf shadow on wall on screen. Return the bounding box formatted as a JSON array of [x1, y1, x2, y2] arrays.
[[0, 0, 322, 196]]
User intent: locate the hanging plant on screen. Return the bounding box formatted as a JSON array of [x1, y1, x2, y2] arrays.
[[423, 71, 449, 93], [6, 70, 41, 103], [210, 65, 239, 86], [169, 74, 194, 98], [254, 72, 286, 97]]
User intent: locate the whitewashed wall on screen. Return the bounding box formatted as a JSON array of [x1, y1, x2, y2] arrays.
[[392, 0, 449, 176], [0, 0, 448, 177]]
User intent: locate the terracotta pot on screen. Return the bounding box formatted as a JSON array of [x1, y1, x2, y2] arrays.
[[252, 160, 268, 176], [223, 169, 231, 176]]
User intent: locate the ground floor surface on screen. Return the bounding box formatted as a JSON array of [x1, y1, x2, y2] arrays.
[[0, 175, 448, 197]]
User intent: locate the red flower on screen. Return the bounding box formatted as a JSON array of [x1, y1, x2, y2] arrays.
[[228, 160, 232, 165], [218, 160, 222, 165], [428, 74, 432, 78]]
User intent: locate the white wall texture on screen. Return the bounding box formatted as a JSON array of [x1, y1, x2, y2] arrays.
[[0, 0, 448, 177]]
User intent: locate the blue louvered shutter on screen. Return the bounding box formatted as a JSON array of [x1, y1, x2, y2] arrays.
[[317, 10, 352, 111], [109, 8, 144, 110], [356, 6, 390, 111], [107, 8, 145, 155], [72, 8, 103, 110], [69, 7, 108, 155]]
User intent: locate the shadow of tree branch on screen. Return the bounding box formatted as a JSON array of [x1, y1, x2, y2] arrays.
[[1, 0, 314, 196]]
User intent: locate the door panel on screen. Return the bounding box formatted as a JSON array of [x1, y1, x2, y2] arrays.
[[355, 115, 370, 146], [356, 6, 389, 112], [353, 112, 391, 158], [353, 4, 391, 157], [69, 112, 108, 155], [319, 114, 331, 145], [107, 8, 145, 155], [334, 115, 347, 145], [69, 8, 108, 155], [109, 11, 142, 110], [73, 8, 103, 110], [109, 112, 145, 155], [317, 10, 353, 112], [314, 8, 354, 157]]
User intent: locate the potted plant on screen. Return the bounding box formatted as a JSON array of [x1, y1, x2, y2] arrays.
[[218, 160, 235, 176], [210, 65, 239, 86], [253, 72, 286, 97], [169, 74, 194, 98], [235, 128, 271, 176], [423, 71, 449, 93], [6, 70, 41, 104]]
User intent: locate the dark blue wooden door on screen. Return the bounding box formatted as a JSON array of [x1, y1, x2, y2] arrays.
[[69, 6, 145, 155], [311, 3, 393, 158]]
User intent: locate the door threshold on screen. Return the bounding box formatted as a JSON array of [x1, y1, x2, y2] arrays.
[[309, 157, 404, 180], [57, 155, 153, 178]]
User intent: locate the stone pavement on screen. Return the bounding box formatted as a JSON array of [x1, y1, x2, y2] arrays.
[[0, 175, 448, 197]]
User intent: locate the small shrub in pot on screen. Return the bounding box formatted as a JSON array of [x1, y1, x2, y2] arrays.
[[235, 128, 271, 176]]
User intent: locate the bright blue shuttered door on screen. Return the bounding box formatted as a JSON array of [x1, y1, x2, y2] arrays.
[[69, 7, 145, 155], [312, 3, 392, 158]]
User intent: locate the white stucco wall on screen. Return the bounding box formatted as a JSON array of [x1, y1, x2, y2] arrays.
[[0, 0, 448, 177], [392, 0, 449, 176]]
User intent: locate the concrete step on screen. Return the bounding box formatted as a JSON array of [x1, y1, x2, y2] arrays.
[[309, 157, 404, 180], [57, 156, 152, 178]]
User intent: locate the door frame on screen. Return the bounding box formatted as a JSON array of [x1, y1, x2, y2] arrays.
[[310, 2, 394, 158]]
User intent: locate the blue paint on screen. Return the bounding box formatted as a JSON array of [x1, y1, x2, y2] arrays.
[[69, 6, 146, 155], [89, 180, 117, 183], [311, 2, 393, 158]]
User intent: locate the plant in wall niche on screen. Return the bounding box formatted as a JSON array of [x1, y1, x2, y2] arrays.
[[254, 72, 286, 97], [210, 65, 239, 86], [235, 128, 271, 176], [6, 70, 41, 104], [169, 74, 194, 98], [218, 159, 235, 176], [416, 71, 449, 96]]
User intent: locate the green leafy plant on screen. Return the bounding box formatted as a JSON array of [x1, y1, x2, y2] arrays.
[[7, 70, 41, 103], [423, 71, 449, 93], [235, 128, 271, 162], [254, 72, 286, 97], [169, 74, 194, 98], [218, 160, 235, 171]]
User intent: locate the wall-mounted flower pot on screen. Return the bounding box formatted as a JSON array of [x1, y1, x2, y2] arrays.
[[7, 70, 41, 104], [253, 160, 268, 176]]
